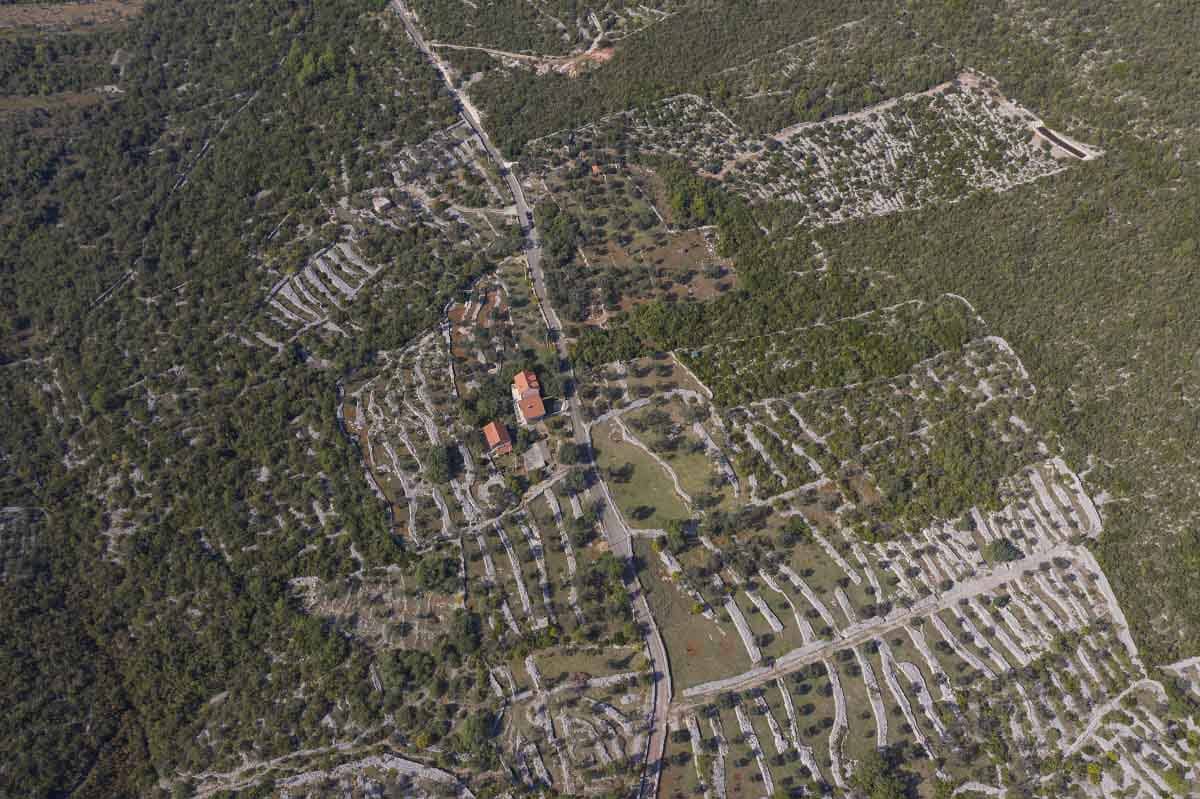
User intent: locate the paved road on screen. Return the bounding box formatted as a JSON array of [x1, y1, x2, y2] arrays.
[[392, 4, 671, 797]]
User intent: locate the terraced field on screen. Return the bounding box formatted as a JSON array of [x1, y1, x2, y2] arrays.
[[576, 291, 1195, 796]]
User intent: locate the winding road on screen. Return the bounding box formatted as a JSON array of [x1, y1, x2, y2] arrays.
[[391, 3, 672, 797]]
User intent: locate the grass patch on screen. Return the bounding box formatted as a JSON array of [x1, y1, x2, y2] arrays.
[[782, 669, 837, 770], [499, 256, 549, 353], [716, 705, 764, 799], [536, 646, 643, 686], [635, 539, 748, 689], [659, 728, 704, 799], [0, 0, 145, 31], [593, 418, 689, 529], [730, 589, 777, 648], [503, 518, 554, 623], [832, 653, 879, 765], [627, 397, 735, 509], [751, 583, 810, 658]]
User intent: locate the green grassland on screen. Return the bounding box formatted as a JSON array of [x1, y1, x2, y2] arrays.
[[635, 539, 749, 689], [593, 418, 690, 529]]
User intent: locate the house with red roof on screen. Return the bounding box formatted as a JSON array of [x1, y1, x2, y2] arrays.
[[512, 369, 546, 425], [482, 421, 512, 455]]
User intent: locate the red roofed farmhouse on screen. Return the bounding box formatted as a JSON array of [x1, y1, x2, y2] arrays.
[[512, 369, 546, 425], [516, 394, 546, 425], [513, 370, 540, 395], [482, 421, 512, 455]]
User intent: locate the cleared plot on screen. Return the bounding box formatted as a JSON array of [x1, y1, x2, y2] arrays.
[[579, 354, 710, 416], [830, 649, 883, 765], [636, 539, 750, 689], [920, 616, 984, 691], [526, 493, 559, 537], [408, 494, 445, 541], [751, 682, 823, 793], [627, 354, 709, 397], [0, 0, 144, 31], [633, 401, 736, 509], [498, 255, 550, 353], [527, 497, 580, 630], [483, 524, 534, 622], [580, 221, 733, 320], [533, 165, 737, 325], [778, 666, 839, 778], [0, 92, 105, 116], [729, 589, 778, 655], [508, 517, 557, 625], [671, 543, 730, 614], [535, 646, 643, 686], [496, 518, 547, 624], [593, 418, 689, 528], [749, 577, 812, 657], [779, 543, 855, 637], [576, 357, 716, 448], [863, 643, 926, 761], [658, 729, 704, 799], [715, 704, 768, 799]]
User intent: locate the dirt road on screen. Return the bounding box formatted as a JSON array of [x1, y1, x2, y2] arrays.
[[672, 541, 1108, 711]]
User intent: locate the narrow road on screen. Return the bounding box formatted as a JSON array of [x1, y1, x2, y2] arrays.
[[391, 4, 672, 797]]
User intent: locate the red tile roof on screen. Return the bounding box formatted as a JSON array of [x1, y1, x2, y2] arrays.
[[517, 394, 546, 422], [482, 421, 510, 449], [513, 370, 540, 395]]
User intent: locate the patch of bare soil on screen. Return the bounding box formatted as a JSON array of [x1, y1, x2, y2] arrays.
[[847, 473, 881, 505], [432, 40, 615, 80], [633, 165, 675, 226], [562, 45, 614, 77], [476, 290, 495, 328], [581, 227, 736, 326], [0, 0, 145, 31], [0, 92, 103, 116], [490, 289, 508, 321]]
